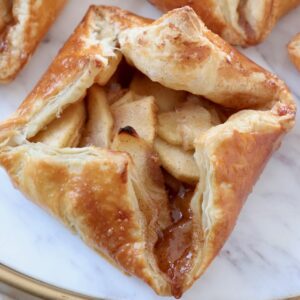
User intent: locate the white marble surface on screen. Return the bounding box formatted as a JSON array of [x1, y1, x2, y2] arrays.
[[0, 1, 300, 300]]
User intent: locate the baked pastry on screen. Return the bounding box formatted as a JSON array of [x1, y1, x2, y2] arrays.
[[0, 0, 66, 83], [0, 5, 295, 298], [288, 33, 300, 71], [149, 0, 300, 46]]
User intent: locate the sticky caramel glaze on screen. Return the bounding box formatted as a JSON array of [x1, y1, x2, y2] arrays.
[[155, 173, 194, 298]]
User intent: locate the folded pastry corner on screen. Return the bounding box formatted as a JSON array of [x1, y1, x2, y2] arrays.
[[288, 33, 300, 72], [149, 0, 300, 46], [0, 0, 66, 83], [119, 6, 286, 109], [0, 5, 296, 298]]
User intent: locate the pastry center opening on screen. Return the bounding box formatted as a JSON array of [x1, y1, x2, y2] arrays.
[[29, 59, 229, 297]]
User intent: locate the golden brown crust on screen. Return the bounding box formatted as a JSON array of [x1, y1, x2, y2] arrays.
[[0, 6, 149, 145], [0, 0, 66, 83], [188, 109, 288, 291], [0, 5, 296, 297], [0, 144, 170, 294], [0, 6, 172, 295], [119, 7, 287, 109], [149, 0, 300, 46], [288, 33, 300, 72]]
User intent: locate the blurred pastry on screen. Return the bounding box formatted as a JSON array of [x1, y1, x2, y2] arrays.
[[149, 0, 300, 46], [288, 33, 300, 71], [0, 0, 66, 83]]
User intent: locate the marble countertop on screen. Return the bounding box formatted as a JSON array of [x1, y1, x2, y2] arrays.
[[0, 1, 300, 300]]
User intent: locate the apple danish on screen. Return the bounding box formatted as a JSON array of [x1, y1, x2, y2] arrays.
[[288, 33, 300, 72], [0, 0, 66, 83], [149, 0, 300, 46], [0, 6, 295, 298]]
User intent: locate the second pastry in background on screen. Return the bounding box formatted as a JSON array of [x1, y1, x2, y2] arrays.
[[288, 33, 300, 72], [149, 0, 300, 46], [0, 0, 66, 83]]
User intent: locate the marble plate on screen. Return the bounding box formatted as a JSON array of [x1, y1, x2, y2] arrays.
[[0, 1, 300, 300]]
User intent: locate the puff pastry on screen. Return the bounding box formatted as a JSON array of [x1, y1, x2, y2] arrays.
[[288, 33, 300, 71], [0, 6, 295, 298], [149, 0, 300, 46], [0, 0, 66, 83]]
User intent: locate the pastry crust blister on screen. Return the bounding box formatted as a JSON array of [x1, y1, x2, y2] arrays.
[[149, 0, 300, 46], [0, 5, 295, 298], [0, 0, 66, 83]]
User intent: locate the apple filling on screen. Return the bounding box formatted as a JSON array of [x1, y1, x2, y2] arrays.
[[29, 61, 228, 297], [155, 176, 194, 297]]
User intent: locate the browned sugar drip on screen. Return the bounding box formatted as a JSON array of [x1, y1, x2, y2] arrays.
[[154, 182, 194, 298]]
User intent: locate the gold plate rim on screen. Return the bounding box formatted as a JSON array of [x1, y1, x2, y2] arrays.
[[0, 263, 104, 300], [1, 264, 300, 300]]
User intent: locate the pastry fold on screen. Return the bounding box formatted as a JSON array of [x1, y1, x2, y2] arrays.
[[0, 5, 295, 298], [0, 0, 66, 83], [288, 33, 300, 71], [149, 0, 300, 46]]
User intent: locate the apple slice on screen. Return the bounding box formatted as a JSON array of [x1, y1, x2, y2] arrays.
[[157, 100, 218, 150], [80, 85, 114, 148], [110, 91, 136, 109], [186, 94, 222, 125], [31, 100, 86, 148], [130, 72, 186, 112], [112, 131, 171, 229], [154, 137, 199, 184], [111, 96, 157, 144]]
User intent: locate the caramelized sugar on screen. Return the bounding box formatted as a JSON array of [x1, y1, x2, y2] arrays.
[[155, 177, 194, 298]]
